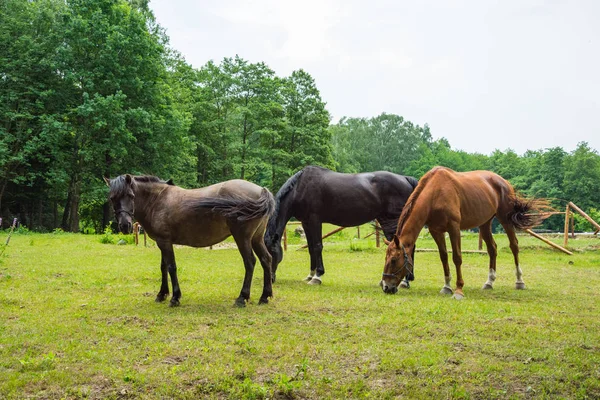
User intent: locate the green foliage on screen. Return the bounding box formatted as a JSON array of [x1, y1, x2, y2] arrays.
[[2, 0, 599, 235], [99, 226, 115, 244]]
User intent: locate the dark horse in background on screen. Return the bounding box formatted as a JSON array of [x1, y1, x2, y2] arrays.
[[381, 167, 550, 299], [264, 166, 418, 285], [105, 175, 275, 307]]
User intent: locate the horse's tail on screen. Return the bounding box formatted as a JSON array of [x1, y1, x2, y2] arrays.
[[195, 188, 275, 221], [506, 194, 553, 230], [405, 176, 419, 190]]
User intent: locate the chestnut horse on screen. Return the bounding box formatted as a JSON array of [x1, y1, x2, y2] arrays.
[[105, 175, 275, 307], [381, 167, 549, 299]]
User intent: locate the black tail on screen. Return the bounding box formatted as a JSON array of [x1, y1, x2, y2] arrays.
[[405, 176, 419, 190], [194, 188, 275, 221]]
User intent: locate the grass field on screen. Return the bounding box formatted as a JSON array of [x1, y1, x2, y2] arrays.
[[1, 225, 599, 399]]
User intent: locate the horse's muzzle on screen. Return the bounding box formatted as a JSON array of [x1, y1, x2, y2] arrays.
[[119, 221, 133, 234], [381, 282, 398, 294]]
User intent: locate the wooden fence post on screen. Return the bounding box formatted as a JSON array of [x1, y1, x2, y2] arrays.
[[478, 230, 483, 250], [283, 227, 287, 251], [563, 204, 570, 247], [375, 221, 380, 248], [133, 222, 139, 246]]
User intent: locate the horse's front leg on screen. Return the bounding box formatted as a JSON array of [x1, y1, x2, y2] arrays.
[[252, 232, 273, 305], [155, 253, 169, 302], [430, 230, 453, 295], [447, 226, 465, 300], [303, 220, 324, 285], [157, 241, 181, 307]]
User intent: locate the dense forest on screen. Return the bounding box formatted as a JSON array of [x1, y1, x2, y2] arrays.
[[1, 0, 599, 233]]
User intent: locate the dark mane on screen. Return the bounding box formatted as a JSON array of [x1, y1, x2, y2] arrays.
[[133, 175, 166, 184], [396, 167, 443, 234], [109, 175, 172, 197], [266, 168, 305, 238]]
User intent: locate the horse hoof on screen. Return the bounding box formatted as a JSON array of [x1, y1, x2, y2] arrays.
[[303, 275, 314, 282], [452, 293, 465, 300], [440, 287, 453, 295], [155, 294, 168, 302], [399, 280, 410, 289], [234, 298, 247, 307], [515, 282, 526, 290], [169, 299, 180, 307], [308, 277, 322, 285], [258, 297, 269, 305], [482, 283, 493, 290]]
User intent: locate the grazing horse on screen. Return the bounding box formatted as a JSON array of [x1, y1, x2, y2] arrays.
[[264, 166, 418, 285], [381, 166, 550, 299], [105, 174, 275, 307]]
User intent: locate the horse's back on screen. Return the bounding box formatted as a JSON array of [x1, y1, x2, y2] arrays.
[[423, 168, 515, 229], [291, 167, 415, 226]]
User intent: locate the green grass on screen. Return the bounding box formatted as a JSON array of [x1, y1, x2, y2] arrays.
[[1, 226, 599, 399]]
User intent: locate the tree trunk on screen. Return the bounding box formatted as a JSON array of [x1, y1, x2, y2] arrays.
[[37, 198, 43, 229], [61, 191, 71, 231], [68, 177, 81, 233], [0, 178, 6, 217], [53, 201, 58, 230]]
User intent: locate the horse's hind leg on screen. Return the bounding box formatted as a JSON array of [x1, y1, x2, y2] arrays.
[[430, 230, 452, 295], [302, 220, 324, 285], [157, 241, 181, 307], [502, 223, 525, 289], [480, 219, 497, 290], [251, 227, 273, 305], [231, 228, 257, 307]]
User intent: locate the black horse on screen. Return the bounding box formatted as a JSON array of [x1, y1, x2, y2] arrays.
[[264, 166, 418, 285], [106, 175, 275, 307]]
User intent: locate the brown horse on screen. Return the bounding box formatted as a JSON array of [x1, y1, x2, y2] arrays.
[[105, 175, 275, 307], [381, 167, 549, 299]]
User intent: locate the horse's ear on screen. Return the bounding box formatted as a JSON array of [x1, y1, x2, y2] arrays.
[[166, 178, 174, 186], [125, 174, 133, 184], [103, 176, 110, 187], [393, 235, 400, 248]]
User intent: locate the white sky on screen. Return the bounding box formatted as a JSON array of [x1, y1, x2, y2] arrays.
[[150, 0, 600, 155]]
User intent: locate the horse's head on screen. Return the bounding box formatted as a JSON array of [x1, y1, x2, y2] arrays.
[[264, 232, 283, 282], [104, 175, 135, 234], [381, 235, 413, 294]]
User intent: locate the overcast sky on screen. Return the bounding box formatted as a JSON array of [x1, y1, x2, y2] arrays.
[[150, 0, 599, 155]]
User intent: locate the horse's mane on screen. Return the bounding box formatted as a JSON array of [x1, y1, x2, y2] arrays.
[[109, 175, 173, 197], [265, 168, 306, 238], [396, 167, 444, 234], [133, 175, 166, 184]]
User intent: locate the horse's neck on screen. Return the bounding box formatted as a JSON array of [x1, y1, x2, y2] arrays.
[[132, 183, 164, 226], [270, 194, 294, 239], [399, 198, 430, 246]]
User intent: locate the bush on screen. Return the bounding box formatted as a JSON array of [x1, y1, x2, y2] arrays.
[[99, 226, 115, 244]]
